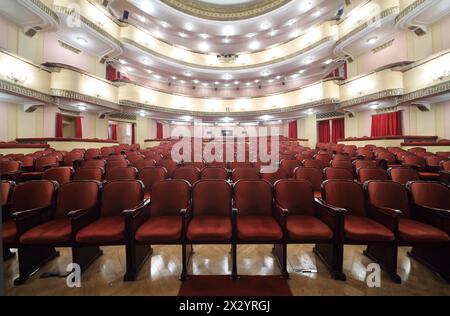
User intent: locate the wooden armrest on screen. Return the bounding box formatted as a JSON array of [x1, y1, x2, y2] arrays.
[[314, 198, 347, 214], [122, 199, 150, 217]]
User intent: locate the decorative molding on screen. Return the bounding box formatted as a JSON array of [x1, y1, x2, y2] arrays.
[[121, 36, 336, 71], [395, 0, 427, 24], [375, 106, 398, 114], [0, 79, 54, 103], [50, 89, 119, 110], [29, 0, 60, 24], [372, 39, 395, 53], [119, 98, 339, 117], [109, 113, 137, 121], [58, 40, 81, 54], [339, 89, 403, 108], [316, 111, 345, 119], [160, 0, 291, 21], [398, 80, 450, 103], [335, 7, 400, 48]]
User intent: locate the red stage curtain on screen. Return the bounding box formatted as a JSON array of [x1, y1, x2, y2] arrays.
[[75, 117, 82, 138], [131, 123, 136, 144], [110, 124, 118, 141], [56, 113, 63, 137], [156, 122, 163, 139], [371, 111, 402, 137], [288, 121, 298, 139], [318, 120, 330, 143], [331, 118, 345, 143]]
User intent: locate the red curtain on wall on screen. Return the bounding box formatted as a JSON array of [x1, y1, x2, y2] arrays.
[[288, 121, 298, 139], [56, 113, 63, 137], [110, 124, 118, 141], [156, 122, 163, 139], [371, 111, 402, 137], [331, 118, 345, 143], [318, 120, 331, 143], [131, 123, 136, 144], [75, 117, 82, 138]]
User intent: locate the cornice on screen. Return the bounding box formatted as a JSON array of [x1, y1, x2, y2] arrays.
[[29, 0, 60, 25], [395, 0, 426, 24], [0, 79, 54, 104], [160, 0, 291, 21], [399, 80, 450, 104], [50, 89, 119, 110], [119, 98, 339, 117], [121, 36, 336, 71], [338, 89, 403, 108]]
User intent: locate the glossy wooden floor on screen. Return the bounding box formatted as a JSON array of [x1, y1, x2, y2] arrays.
[[4, 245, 450, 296]]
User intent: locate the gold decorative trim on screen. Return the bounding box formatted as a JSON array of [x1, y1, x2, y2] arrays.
[[50, 89, 119, 110], [339, 89, 403, 108], [121, 36, 336, 71], [399, 80, 450, 103], [58, 40, 81, 54], [335, 7, 400, 48], [119, 98, 339, 117], [395, 0, 427, 24], [160, 0, 291, 21], [372, 39, 395, 53], [375, 106, 398, 114], [53, 5, 122, 50], [0, 79, 54, 103], [29, 0, 60, 24]]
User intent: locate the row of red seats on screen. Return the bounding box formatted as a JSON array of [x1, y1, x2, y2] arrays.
[[2, 178, 449, 284]]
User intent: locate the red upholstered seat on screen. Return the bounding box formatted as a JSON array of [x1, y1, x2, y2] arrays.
[[388, 167, 420, 185], [76, 216, 125, 243], [74, 167, 104, 181], [43, 167, 74, 185], [106, 166, 137, 181], [295, 167, 323, 192], [324, 167, 353, 180], [260, 167, 287, 184], [173, 166, 200, 185], [237, 216, 283, 241], [231, 167, 260, 182], [3, 220, 17, 245], [399, 218, 449, 243], [138, 166, 167, 194], [187, 216, 232, 241], [157, 160, 178, 178], [344, 215, 394, 242], [200, 166, 228, 180], [302, 159, 325, 170], [358, 168, 388, 183], [20, 219, 71, 244], [287, 215, 333, 240], [132, 159, 156, 171], [135, 216, 182, 242], [279, 159, 302, 178], [83, 159, 106, 169]]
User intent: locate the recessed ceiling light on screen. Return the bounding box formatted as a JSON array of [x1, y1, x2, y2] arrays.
[[269, 30, 278, 37], [245, 33, 256, 38], [268, 79, 274, 83], [214, 81, 219, 85], [76, 36, 88, 45], [249, 40, 260, 50], [260, 21, 271, 30], [290, 29, 300, 38], [246, 82, 252, 86], [312, 10, 321, 17], [324, 59, 333, 65], [184, 71, 193, 77], [202, 82, 209, 86], [199, 33, 210, 39], [303, 57, 313, 64], [142, 59, 150, 65], [299, 69, 305, 74], [153, 74, 161, 79], [182, 115, 192, 121], [224, 83, 230, 87], [276, 75, 281, 79], [140, 112, 147, 117], [185, 23, 194, 31], [119, 59, 126, 65], [222, 73, 232, 80], [198, 42, 210, 51], [222, 25, 234, 36], [261, 70, 270, 77], [125, 67, 133, 72], [307, 110, 314, 115], [78, 105, 86, 111], [193, 80, 199, 84], [291, 73, 300, 79], [234, 81, 239, 84], [222, 117, 232, 122], [171, 76, 177, 80], [179, 80, 186, 84], [254, 79, 260, 83], [146, 69, 153, 74], [152, 30, 163, 38], [138, 15, 146, 23], [222, 37, 231, 43], [367, 37, 378, 44], [159, 21, 170, 28], [369, 104, 379, 109], [178, 32, 188, 38]]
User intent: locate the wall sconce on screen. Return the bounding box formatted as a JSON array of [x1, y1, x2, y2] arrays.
[[7, 72, 27, 84]]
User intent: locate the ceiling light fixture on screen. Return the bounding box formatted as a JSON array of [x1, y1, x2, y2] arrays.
[[245, 33, 256, 38], [76, 36, 88, 45], [152, 30, 163, 38], [304, 57, 313, 64], [160, 21, 170, 28], [119, 59, 126, 65], [285, 19, 297, 27], [261, 21, 271, 30], [198, 42, 210, 51], [290, 30, 300, 38], [261, 70, 270, 77], [199, 33, 210, 39], [369, 103, 379, 109], [184, 71, 193, 77], [185, 23, 194, 31], [324, 59, 333, 65], [367, 36, 378, 44], [178, 32, 188, 38], [249, 40, 260, 50], [222, 73, 232, 80], [269, 30, 278, 37], [78, 105, 86, 111], [299, 69, 305, 74]]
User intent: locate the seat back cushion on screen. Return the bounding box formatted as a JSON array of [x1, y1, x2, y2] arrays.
[[366, 181, 410, 216], [138, 167, 167, 192], [234, 180, 272, 216], [101, 180, 143, 217], [11, 181, 56, 212], [74, 167, 104, 181], [323, 180, 365, 216], [56, 181, 100, 218], [294, 167, 323, 191], [409, 182, 450, 210], [193, 180, 231, 216], [43, 167, 73, 185], [150, 180, 190, 216], [274, 179, 314, 215]]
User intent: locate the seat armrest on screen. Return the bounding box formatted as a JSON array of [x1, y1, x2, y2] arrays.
[[69, 204, 100, 235], [402, 163, 421, 170], [12, 205, 54, 235], [314, 198, 346, 234], [273, 201, 288, 229], [122, 199, 151, 238], [439, 170, 450, 185], [122, 199, 150, 218], [411, 203, 450, 234], [367, 205, 400, 232]]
